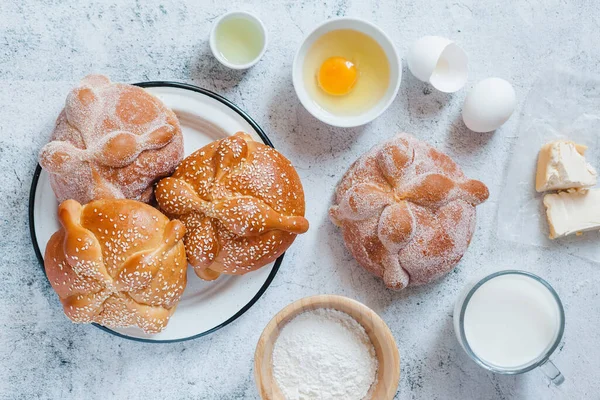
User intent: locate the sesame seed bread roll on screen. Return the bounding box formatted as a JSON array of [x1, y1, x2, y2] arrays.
[[38, 74, 184, 204], [155, 132, 309, 281], [44, 199, 187, 334], [330, 133, 489, 290]]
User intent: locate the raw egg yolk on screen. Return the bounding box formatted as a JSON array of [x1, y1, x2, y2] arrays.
[[317, 57, 358, 96]]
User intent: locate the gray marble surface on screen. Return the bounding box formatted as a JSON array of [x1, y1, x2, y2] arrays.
[[1, 0, 600, 399]]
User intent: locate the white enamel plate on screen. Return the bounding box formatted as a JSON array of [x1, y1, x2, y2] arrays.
[[29, 82, 282, 343]]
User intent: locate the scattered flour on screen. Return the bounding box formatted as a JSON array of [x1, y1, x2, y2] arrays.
[[272, 308, 378, 400]]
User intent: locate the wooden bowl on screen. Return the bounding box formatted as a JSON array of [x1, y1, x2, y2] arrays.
[[254, 295, 400, 399]]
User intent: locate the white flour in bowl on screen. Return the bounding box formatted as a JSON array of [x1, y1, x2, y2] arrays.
[[272, 308, 378, 400]]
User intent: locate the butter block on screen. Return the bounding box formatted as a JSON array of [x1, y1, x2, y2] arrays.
[[543, 189, 600, 239], [535, 140, 597, 192]]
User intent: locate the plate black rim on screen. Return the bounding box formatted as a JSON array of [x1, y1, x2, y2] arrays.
[[28, 81, 284, 343]]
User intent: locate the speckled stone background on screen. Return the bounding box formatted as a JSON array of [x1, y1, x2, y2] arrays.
[[2, 0, 600, 399]]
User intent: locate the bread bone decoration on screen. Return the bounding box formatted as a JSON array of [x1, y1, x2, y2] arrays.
[[39, 74, 184, 204], [44, 199, 187, 333], [330, 133, 489, 290], [155, 132, 309, 281]]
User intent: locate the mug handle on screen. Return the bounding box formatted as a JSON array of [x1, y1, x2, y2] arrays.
[[539, 359, 565, 386]]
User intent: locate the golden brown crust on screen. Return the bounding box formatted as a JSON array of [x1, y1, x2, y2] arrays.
[[44, 199, 187, 334], [155, 132, 309, 279], [38, 74, 184, 204], [330, 133, 489, 290]]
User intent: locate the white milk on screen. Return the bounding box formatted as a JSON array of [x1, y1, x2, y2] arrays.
[[463, 274, 561, 369]]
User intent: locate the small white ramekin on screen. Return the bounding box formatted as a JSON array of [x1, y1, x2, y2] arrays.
[[292, 17, 402, 128], [209, 11, 268, 70]]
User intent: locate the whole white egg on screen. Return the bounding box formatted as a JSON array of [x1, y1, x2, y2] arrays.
[[462, 78, 516, 132]]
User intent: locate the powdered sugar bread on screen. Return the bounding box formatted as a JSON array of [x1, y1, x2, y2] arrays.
[[155, 132, 309, 280], [44, 198, 187, 334], [39, 74, 184, 204], [330, 133, 489, 290]]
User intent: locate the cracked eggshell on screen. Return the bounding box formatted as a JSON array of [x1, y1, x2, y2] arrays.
[[462, 77, 516, 133], [407, 36, 468, 93]]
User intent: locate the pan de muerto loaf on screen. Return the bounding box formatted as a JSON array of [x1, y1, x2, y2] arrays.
[[155, 132, 309, 281], [39, 74, 184, 204], [330, 133, 489, 290], [44, 199, 187, 333]]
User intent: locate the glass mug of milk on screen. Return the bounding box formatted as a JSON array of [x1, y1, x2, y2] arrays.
[[454, 270, 565, 385]]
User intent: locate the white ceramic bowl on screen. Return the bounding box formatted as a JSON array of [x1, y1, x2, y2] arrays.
[[209, 11, 268, 70], [292, 18, 402, 128]]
